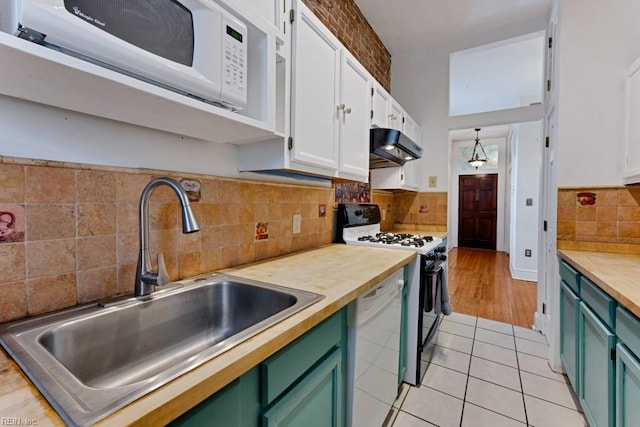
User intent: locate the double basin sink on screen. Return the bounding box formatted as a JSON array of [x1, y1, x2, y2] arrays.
[[0, 274, 323, 426]]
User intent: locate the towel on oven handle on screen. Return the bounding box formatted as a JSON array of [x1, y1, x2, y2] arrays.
[[434, 264, 451, 316]]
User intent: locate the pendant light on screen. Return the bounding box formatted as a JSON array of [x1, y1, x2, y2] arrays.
[[468, 128, 488, 169]]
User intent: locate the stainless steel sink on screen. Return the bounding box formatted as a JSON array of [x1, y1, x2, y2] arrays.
[[0, 274, 323, 426]]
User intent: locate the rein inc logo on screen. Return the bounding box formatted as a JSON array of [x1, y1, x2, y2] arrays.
[[1, 418, 38, 426], [71, 6, 106, 27]]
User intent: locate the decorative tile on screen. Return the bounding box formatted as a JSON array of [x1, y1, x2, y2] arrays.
[[475, 328, 516, 350], [421, 363, 468, 399], [402, 386, 463, 427], [524, 395, 587, 427], [465, 377, 526, 423], [472, 341, 518, 368], [461, 402, 525, 427], [0, 204, 25, 243], [469, 357, 521, 392]]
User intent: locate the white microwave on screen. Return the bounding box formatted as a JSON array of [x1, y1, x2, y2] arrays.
[[0, 0, 248, 110]]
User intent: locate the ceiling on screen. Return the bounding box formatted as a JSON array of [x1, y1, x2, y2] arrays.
[[352, 0, 552, 140], [353, 0, 553, 55]]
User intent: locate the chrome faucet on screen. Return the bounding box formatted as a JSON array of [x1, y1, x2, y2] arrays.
[[135, 177, 200, 298]]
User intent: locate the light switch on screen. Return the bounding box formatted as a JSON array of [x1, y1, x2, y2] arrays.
[[292, 214, 301, 234], [428, 176, 437, 187]]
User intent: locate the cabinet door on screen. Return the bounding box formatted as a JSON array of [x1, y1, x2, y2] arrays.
[[338, 52, 371, 181], [402, 113, 419, 144], [560, 280, 580, 393], [388, 99, 403, 132], [371, 83, 391, 128], [402, 160, 421, 191], [262, 348, 343, 427], [579, 302, 616, 427], [290, 1, 340, 171], [616, 343, 640, 427]]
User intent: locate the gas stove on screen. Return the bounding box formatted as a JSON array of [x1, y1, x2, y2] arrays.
[[357, 232, 434, 247]]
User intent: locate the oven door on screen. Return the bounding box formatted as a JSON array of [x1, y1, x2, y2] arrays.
[[418, 257, 446, 383]]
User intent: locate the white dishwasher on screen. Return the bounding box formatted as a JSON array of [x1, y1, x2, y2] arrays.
[[347, 268, 404, 427]]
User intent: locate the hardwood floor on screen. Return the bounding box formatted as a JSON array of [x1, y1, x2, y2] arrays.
[[446, 247, 537, 328]]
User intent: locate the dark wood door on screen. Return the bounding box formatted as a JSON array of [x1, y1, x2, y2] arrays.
[[458, 174, 498, 250]]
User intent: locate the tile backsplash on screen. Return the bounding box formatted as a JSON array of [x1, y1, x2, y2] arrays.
[[557, 187, 640, 250], [0, 160, 334, 322], [393, 192, 448, 226]]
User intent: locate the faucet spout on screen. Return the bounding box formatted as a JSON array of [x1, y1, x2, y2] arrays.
[[135, 177, 200, 298]]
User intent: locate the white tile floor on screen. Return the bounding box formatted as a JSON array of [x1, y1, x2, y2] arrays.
[[389, 312, 588, 427]]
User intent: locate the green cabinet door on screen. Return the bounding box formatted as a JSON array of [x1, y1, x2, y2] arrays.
[[261, 347, 343, 427], [560, 280, 580, 393], [616, 343, 640, 427], [579, 302, 616, 427]]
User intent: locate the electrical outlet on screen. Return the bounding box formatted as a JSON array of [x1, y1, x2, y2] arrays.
[[525, 249, 532, 257], [428, 176, 437, 187], [292, 214, 301, 234]]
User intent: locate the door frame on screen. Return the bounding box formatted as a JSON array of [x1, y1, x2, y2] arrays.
[[448, 136, 508, 251]]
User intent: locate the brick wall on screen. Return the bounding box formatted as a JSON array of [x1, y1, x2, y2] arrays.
[[302, 0, 391, 91]]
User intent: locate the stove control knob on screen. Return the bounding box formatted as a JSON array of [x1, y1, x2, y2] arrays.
[[424, 254, 437, 261], [434, 246, 447, 253], [437, 254, 447, 261]]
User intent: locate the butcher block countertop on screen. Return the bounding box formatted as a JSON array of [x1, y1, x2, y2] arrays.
[[558, 249, 640, 318], [0, 244, 415, 426]]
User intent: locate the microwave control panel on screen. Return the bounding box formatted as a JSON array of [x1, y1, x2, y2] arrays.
[[221, 11, 248, 109]]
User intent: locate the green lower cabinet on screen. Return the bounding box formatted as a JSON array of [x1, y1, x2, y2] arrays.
[[579, 302, 616, 427], [616, 343, 640, 427], [169, 308, 347, 427], [560, 280, 580, 393], [261, 348, 343, 427]]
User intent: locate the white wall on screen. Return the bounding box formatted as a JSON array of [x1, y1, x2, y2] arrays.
[[555, 0, 640, 187], [510, 121, 543, 281], [391, 16, 548, 193], [0, 95, 329, 186]]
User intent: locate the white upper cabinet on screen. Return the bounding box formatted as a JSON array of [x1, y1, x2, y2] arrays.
[[338, 52, 372, 181], [388, 98, 405, 131], [238, 0, 370, 182], [289, 3, 341, 171], [372, 84, 392, 128], [624, 56, 640, 184], [403, 113, 420, 145]]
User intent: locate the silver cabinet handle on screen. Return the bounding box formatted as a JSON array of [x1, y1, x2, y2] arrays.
[[344, 106, 352, 114], [337, 103, 345, 111], [388, 113, 397, 120]]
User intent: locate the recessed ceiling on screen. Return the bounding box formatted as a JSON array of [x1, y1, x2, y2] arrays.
[[353, 0, 553, 55]]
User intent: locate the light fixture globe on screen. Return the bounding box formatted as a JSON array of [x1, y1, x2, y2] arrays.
[[468, 128, 488, 169]]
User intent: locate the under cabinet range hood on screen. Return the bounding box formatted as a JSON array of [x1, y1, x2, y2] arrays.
[[369, 128, 423, 168]]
